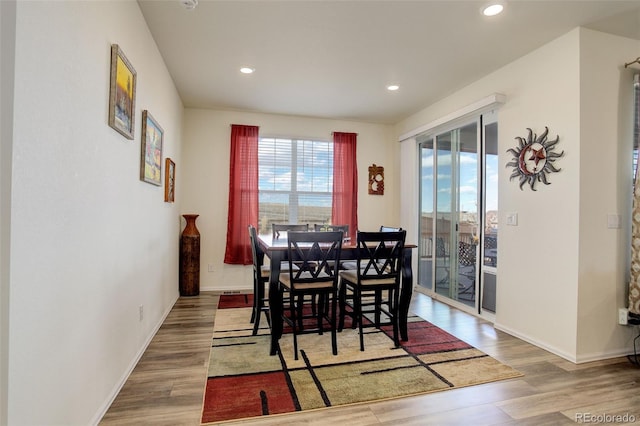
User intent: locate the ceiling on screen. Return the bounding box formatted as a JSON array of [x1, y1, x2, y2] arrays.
[[138, 0, 640, 124]]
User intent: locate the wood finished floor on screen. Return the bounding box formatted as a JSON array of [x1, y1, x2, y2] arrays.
[[100, 292, 640, 425]]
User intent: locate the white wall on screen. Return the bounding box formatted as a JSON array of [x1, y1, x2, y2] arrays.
[[0, 1, 17, 424], [8, 1, 183, 424], [182, 109, 397, 291], [396, 28, 639, 362], [577, 29, 639, 360]]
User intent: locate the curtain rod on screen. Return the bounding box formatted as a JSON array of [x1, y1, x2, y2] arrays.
[[625, 57, 640, 68]]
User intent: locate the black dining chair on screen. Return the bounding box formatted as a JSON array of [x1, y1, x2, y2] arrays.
[[338, 230, 406, 351], [248, 224, 299, 335], [457, 240, 476, 299], [314, 225, 350, 272], [279, 230, 343, 359]]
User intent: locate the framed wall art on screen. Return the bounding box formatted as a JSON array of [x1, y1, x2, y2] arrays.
[[368, 164, 384, 195], [506, 127, 564, 191], [140, 110, 163, 186], [164, 158, 175, 202], [108, 44, 137, 139]]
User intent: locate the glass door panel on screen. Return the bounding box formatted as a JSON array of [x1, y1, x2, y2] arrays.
[[435, 131, 455, 300], [418, 120, 480, 310], [456, 123, 479, 307], [481, 116, 498, 312], [418, 137, 435, 291]]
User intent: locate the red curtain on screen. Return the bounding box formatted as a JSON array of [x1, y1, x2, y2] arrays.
[[224, 124, 259, 265], [332, 132, 358, 236]]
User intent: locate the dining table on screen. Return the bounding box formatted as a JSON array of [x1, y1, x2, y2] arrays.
[[256, 233, 416, 356]]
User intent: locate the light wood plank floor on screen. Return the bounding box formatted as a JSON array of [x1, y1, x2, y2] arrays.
[[100, 291, 640, 425]]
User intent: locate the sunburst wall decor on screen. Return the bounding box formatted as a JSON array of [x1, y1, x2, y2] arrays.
[[506, 127, 564, 191]]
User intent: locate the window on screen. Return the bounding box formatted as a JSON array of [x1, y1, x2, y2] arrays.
[[258, 137, 333, 233]]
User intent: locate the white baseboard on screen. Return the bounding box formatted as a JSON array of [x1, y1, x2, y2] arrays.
[[494, 322, 635, 364], [494, 321, 578, 363], [91, 294, 179, 425]]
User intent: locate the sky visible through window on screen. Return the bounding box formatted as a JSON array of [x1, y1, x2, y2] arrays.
[[258, 137, 333, 208], [421, 149, 498, 215]]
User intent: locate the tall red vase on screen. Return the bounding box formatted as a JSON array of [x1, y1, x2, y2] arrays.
[[179, 214, 200, 296]]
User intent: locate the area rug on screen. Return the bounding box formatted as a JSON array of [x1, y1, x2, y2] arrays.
[[201, 294, 522, 424]]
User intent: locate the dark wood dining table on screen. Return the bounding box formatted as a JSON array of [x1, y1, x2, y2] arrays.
[[256, 233, 416, 356]]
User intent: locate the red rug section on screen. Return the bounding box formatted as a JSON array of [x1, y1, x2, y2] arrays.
[[383, 321, 473, 355], [217, 294, 253, 309], [202, 371, 297, 422]]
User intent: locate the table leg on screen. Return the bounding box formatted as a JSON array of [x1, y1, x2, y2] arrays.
[[399, 249, 413, 341], [268, 251, 285, 355]]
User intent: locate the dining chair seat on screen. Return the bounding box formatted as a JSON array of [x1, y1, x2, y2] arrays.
[[338, 269, 396, 286], [280, 272, 334, 290]]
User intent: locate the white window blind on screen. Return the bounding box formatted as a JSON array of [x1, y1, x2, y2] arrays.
[[258, 137, 333, 233]]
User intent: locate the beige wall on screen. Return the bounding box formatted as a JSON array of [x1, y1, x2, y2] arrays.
[[182, 109, 398, 291], [396, 28, 640, 362], [7, 1, 184, 424], [0, 2, 16, 424]]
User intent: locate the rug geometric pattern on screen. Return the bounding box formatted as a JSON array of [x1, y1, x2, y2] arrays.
[[201, 295, 522, 424]]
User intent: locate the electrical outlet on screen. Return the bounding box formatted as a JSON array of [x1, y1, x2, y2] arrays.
[[618, 308, 628, 325], [208, 264, 214, 272], [139, 305, 144, 321]]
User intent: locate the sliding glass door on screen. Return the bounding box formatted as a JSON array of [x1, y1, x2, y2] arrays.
[[417, 113, 498, 315]]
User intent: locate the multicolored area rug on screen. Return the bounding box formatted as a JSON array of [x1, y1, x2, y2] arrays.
[[201, 294, 522, 424]]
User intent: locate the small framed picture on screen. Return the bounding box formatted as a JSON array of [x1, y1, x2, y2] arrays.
[[140, 110, 163, 186], [108, 44, 136, 139], [164, 158, 175, 202]]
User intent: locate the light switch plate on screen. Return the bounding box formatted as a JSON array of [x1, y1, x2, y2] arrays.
[[607, 214, 621, 229], [506, 212, 518, 226]]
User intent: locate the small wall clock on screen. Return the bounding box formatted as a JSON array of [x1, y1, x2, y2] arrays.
[[506, 127, 564, 191]]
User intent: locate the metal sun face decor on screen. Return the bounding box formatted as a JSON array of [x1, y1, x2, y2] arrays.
[[506, 127, 564, 191]]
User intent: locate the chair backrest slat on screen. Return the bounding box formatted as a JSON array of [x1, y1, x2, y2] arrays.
[[355, 230, 406, 283], [287, 231, 343, 284]]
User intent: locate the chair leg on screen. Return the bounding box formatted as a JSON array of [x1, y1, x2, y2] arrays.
[[331, 291, 338, 356], [338, 283, 346, 331], [296, 295, 305, 330], [250, 276, 258, 324], [252, 308, 261, 335], [252, 280, 265, 336], [391, 288, 400, 347], [317, 293, 325, 335], [374, 290, 382, 327], [289, 292, 300, 360], [356, 288, 365, 352]]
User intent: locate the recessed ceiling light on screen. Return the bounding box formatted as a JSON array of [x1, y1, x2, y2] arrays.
[[240, 67, 255, 74], [387, 85, 399, 91], [180, 0, 198, 10], [482, 2, 504, 16]]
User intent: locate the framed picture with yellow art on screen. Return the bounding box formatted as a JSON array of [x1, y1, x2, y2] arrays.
[[108, 44, 136, 139], [140, 110, 163, 186], [164, 158, 175, 202]]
